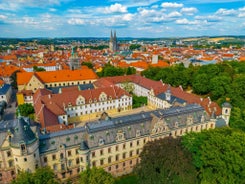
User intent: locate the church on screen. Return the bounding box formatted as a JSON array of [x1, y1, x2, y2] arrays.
[[109, 30, 118, 52]]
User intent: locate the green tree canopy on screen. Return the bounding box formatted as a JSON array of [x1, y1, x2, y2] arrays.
[[11, 166, 59, 184], [81, 62, 94, 69], [17, 103, 35, 117], [33, 66, 46, 72], [79, 167, 115, 184], [134, 137, 198, 184], [182, 128, 245, 184]]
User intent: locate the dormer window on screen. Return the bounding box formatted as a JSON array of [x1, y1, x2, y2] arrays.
[[20, 144, 26, 152], [116, 131, 125, 142], [76, 95, 85, 105], [174, 122, 179, 128], [99, 138, 105, 146], [136, 130, 141, 137]]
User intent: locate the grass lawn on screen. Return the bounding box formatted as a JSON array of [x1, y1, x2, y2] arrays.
[[115, 174, 138, 184]]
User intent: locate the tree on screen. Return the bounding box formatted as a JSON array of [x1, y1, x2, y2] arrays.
[[11, 166, 59, 184], [33, 66, 46, 72], [134, 137, 198, 184], [82, 62, 94, 69], [121, 81, 135, 94], [79, 167, 115, 184], [17, 103, 35, 117], [192, 73, 210, 94], [33, 167, 59, 184], [11, 171, 34, 184], [182, 128, 245, 184], [132, 95, 147, 108], [125, 67, 136, 75], [129, 44, 141, 50]]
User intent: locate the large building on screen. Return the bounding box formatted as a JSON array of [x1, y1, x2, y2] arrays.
[[0, 103, 231, 183], [109, 30, 118, 52], [16, 66, 98, 105], [33, 85, 132, 132]]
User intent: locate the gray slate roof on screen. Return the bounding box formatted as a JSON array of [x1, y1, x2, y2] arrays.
[[10, 117, 37, 147]]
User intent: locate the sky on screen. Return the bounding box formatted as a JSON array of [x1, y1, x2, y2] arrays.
[[0, 0, 244, 38]]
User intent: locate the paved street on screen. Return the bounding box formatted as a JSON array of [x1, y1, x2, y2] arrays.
[[3, 89, 17, 121]]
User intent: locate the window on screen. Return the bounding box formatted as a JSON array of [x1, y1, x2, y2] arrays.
[[108, 157, 111, 163], [76, 149, 79, 155], [116, 164, 118, 169], [44, 156, 47, 163], [116, 146, 119, 151], [76, 158, 80, 165], [130, 151, 133, 157], [108, 166, 111, 171], [116, 154, 119, 161], [123, 152, 126, 159], [100, 159, 104, 165], [130, 160, 133, 165], [92, 152, 95, 158], [108, 147, 111, 153], [136, 149, 139, 155], [123, 162, 126, 167], [123, 144, 126, 149], [137, 140, 140, 146], [53, 164, 57, 171], [24, 158, 27, 162], [92, 161, 96, 167], [68, 151, 72, 157], [60, 153, 64, 159], [8, 160, 13, 167], [7, 151, 12, 157], [100, 149, 103, 156], [52, 154, 56, 160], [11, 170, 15, 176], [130, 142, 133, 148], [61, 164, 65, 171]]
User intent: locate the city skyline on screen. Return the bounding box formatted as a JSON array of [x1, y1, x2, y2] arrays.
[[0, 0, 244, 38]]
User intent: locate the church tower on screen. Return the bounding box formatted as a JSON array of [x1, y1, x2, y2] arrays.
[[109, 30, 118, 52], [222, 102, 232, 125]]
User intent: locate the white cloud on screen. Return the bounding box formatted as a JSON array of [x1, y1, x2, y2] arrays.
[[175, 18, 201, 25], [49, 8, 57, 12], [215, 8, 236, 16], [161, 2, 183, 8], [181, 7, 198, 15], [122, 13, 133, 21], [151, 5, 159, 9], [104, 3, 127, 14], [67, 9, 82, 13], [138, 8, 157, 17], [239, 7, 245, 12], [195, 15, 222, 22], [0, 15, 7, 19], [167, 11, 182, 18], [67, 18, 85, 25], [238, 12, 245, 17]]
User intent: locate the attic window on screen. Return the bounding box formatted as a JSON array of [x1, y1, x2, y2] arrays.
[[99, 138, 105, 146], [136, 130, 141, 137], [90, 135, 94, 140], [66, 137, 70, 142], [74, 135, 78, 140], [51, 140, 55, 145]]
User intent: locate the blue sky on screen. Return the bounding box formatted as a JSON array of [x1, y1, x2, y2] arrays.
[[0, 0, 244, 38]]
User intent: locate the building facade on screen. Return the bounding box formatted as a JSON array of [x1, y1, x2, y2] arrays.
[[0, 103, 231, 183], [33, 86, 132, 132]]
